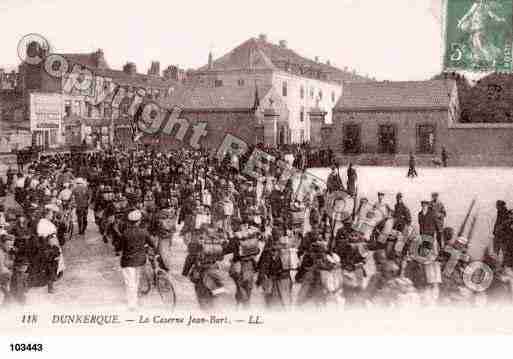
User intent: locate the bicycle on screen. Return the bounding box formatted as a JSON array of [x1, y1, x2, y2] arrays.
[[138, 245, 177, 309]]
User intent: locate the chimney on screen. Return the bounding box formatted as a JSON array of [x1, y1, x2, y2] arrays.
[[258, 33, 267, 42], [148, 61, 160, 76], [315, 56, 319, 63], [163, 65, 176, 80], [163, 65, 186, 82], [94, 49, 108, 69], [208, 51, 213, 70], [123, 62, 137, 76], [279, 40, 287, 48]]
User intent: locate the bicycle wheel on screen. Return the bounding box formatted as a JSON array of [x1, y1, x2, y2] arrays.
[[156, 271, 176, 309]]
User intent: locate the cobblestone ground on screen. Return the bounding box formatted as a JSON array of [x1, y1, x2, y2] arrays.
[[23, 211, 226, 311]]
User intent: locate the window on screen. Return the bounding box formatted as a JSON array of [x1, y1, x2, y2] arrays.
[[104, 104, 112, 118], [417, 124, 436, 154], [310, 87, 314, 99], [282, 81, 287, 97], [49, 129, 58, 146], [300, 107, 305, 122], [120, 98, 130, 115], [87, 103, 93, 118], [64, 101, 72, 116], [300, 85, 305, 99], [331, 91, 335, 102], [343, 124, 361, 154], [237, 79, 245, 86], [378, 124, 396, 154], [74, 101, 81, 115], [300, 129, 305, 143], [319, 90, 323, 100], [214, 79, 223, 87]]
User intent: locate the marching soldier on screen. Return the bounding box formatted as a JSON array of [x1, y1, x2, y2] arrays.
[[430, 193, 447, 248], [393, 193, 411, 232], [225, 219, 261, 308], [0, 233, 15, 305], [374, 192, 392, 217], [327, 165, 345, 193]]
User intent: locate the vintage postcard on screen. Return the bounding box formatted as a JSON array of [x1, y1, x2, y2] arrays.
[[1, 0, 513, 354]]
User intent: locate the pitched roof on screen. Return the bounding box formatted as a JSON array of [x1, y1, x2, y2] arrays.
[[59, 53, 182, 90], [159, 84, 272, 111], [334, 80, 457, 111], [92, 68, 181, 89], [60, 52, 110, 69], [198, 38, 369, 83]]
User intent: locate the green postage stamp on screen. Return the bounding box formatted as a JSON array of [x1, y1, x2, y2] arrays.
[[444, 0, 513, 72]]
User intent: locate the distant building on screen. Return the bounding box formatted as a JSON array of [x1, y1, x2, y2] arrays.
[[149, 83, 287, 150], [324, 79, 513, 166], [16, 49, 184, 149], [0, 69, 18, 90], [323, 80, 460, 162], [189, 34, 372, 144], [0, 90, 31, 153]]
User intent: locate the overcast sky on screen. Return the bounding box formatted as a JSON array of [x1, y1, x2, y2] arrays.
[[0, 0, 445, 81]]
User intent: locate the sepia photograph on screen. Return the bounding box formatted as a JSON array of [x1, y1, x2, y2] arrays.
[[0, 0, 513, 354]]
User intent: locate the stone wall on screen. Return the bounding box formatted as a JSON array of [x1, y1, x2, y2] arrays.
[[323, 109, 513, 166], [325, 109, 449, 154], [139, 110, 260, 151]]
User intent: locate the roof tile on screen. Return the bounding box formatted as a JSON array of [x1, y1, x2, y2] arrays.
[[335, 80, 457, 111]]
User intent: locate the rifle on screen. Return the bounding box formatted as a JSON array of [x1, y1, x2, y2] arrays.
[[467, 212, 479, 246], [457, 199, 476, 238], [352, 186, 359, 223]]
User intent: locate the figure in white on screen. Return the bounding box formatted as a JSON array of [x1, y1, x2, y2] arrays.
[[457, 0, 507, 66]]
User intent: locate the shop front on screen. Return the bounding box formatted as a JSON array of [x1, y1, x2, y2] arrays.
[[29, 93, 64, 150]]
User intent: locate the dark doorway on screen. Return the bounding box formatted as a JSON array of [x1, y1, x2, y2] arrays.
[[417, 124, 436, 154], [343, 124, 361, 154], [378, 125, 396, 154]]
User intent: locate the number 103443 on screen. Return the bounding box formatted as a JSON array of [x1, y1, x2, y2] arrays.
[[10, 343, 44, 352]]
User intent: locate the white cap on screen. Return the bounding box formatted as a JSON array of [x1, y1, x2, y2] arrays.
[[60, 189, 72, 201], [127, 210, 142, 222], [37, 218, 57, 237], [44, 203, 60, 213], [75, 178, 87, 185]]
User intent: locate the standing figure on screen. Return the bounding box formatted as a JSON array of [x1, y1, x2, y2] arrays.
[[118, 209, 155, 310], [418, 201, 437, 238], [225, 220, 261, 308], [0, 234, 14, 305], [326, 165, 345, 193], [73, 178, 90, 235], [257, 226, 296, 309], [407, 152, 418, 178], [430, 193, 447, 248], [393, 193, 412, 233], [493, 200, 513, 256], [346, 163, 357, 197], [36, 205, 63, 294], [441, 147, 449, 167]]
